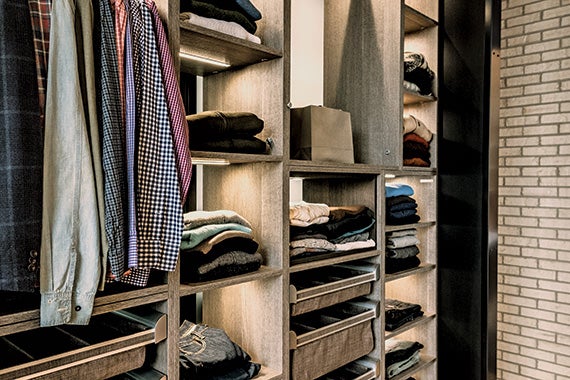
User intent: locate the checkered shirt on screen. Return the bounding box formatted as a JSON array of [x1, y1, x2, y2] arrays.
[[111, 0, 127, 125], [129, 0, 183, 272], [147, 0, 192, 204]]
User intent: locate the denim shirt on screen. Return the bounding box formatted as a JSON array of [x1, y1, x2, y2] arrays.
[[40, 0, 103, 326]]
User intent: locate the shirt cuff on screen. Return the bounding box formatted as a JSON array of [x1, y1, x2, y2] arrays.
[[40, 290, 96, 327]]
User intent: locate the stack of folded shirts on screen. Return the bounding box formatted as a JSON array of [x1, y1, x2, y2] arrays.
[[385, 228, 421, 273], [186, 111, 268, 154], [403, 115, 434, 167], [403, 51, 434, 96], [180, 210, 262, 282], [289, 202, 376, 259], [385, 184, 420, 226], [180, 0, 262, 43], [385, 338, 424, 379], [385, 299, 424, 331], [179, 320, 261, 379]]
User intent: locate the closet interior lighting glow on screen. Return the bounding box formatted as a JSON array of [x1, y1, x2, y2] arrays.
[[384, 174, 396, 179], [179, 52, 230, 68], [191, 157, 230, 166], [420, 178, 434, 183]]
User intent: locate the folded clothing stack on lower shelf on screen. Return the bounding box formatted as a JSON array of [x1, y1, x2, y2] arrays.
[[179, 320, 260, 380], [385, 228, 421, 274], [403, 115, 434, 168], [385, 299, 424, 331], [289, 202, 376, 262], [179, 210, 262, 282], [385, 184, 420, 226], [385, 338, 424, 379]]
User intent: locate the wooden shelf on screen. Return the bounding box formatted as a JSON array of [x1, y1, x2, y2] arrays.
[[0, 285, 169, 337], [288, 160, 384, 175], [385, 313, 436, 340], [389, 355, 437, 380], [403, 90, 437, 105], [388, 167, 437, 176], [191, 150, 283, 164], [179, 23, 282, 76], [290, 250, 381, 273], [404, 5, 438, 34], [385, 221, 436, 232], [385, 263, 436, 282], [179, 266, 282, 296]]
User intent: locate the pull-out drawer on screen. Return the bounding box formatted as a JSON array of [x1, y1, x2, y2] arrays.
[[290, 300, 378, 380], [316, 358, 379, 380], [290, 263, 378, 316], [0, 309, 166, 380]]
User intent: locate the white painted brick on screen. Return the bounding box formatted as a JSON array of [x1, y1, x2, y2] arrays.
[[540, 238, 570, 250], [540, 176, 570, 186], [504, 6, 525, 19], [541, 155, 570, 166], [500, 206, 522, 216], [507, 94, 542, 107], [502, 86, 525, 98], [557, 292, 570, 304], [521, 247, 558, 260], [504, 235, 539, 246], [560, 124, 570, 133], [540, 197, 570, 208], [522, 125, 560, 135], [539, 300, 570, 315], [506, 116, 540, 126], [520, 267, 557, 280], [543, 69, 570, 82], [543, 5, 570, 19], [559, 209, 570, 218], [507, 53, 541, 66], [521, 307, 556, 322], [499, 301, 522, 314], [497, 359, 520, 373], [561, 251, 570, 262], [540, 218, 570, 229], [504, 294, 538, 308], [507, 12, 542, 27], [556, 353, 570, 367], [522, 167, 558, 176], [500, 147, 524, 156], [506, 136, 541, 146], [500, 245, 522, 255], [525, 82, 560, 94], [505, 274, 539, 287], [538, 279, 570, 293], [499, 339, 522, 354], [543, 48, 570, 62], [558, 229, 570, 239], [521, 227, 558, 239], [538, 360, 570, 375], [525, 61, 561, 74], [560, 145, 570, 154], [541, 135, 570, 145], [559, 187, 570, 197], [503, 66, 526, 78], [559, 166, 570, 175], [521, 366, 557, 380], [521, 326, 557, 341], [520, 347, 556, 362], [502, 107, 524, 118], [505, 216, 539, 227], [523, 146, 558, 155], [526, 0, 563, 14], [501, 126, 526, 136], [558, 313, 570, 325], [501, 372, 529, 380], [503, 46, 526, 58], [506, 156, 541, 166], [525, 40, 561, 54], [505, 177, 537, 186], [500, 225, 523, 235], [521, 207, 558, 218], [539, 259, 570, 272], [558, 334, 570, 346], [520, 287, 557, 301], [522, 187, 558, 197], [508, 32, 542, 47], [503, 350, 538, 365], [559, 271, 570, 282], [541, 113, 570, 124], [543, 26, 570, 41], [501, 283, 523, 295], [504, 256, 539, 268]]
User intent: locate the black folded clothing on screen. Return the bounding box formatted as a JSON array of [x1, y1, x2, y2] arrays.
[[180, 0, 257, 33], [385, 256, 421, 274], [182, 251, 263, 282], [386, 195, 418, 211], [186, 111, 264, 140], [386, 245, 420, 259], [290, 207, 375, 241], [385, 340, 424, 367], [386, 213, 420, 226], [385, 299, 424, 331], [190, 137, 268, 154], [404, 51, 434, 95]]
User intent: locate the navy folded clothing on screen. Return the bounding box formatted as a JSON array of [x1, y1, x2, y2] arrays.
[[386, 213, 420, 226], [385, 256, 421, 274], [180, 0, 257, 33]]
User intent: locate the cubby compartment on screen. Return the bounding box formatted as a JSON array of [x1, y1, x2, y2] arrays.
[[0, 308, 166, 380], [290, 261, 378, 316], [289, 300, 378, 380]]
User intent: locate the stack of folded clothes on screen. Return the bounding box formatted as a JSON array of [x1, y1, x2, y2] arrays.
[[403, 51, 434, 96], [186, 111, 269, 154], [385, 228, 421, 273], [385, 183, 420, 226], [179, 320, 261, 379], [385, 338, 424, 379], [180, 0, 262, 43], [179, 210, 262, 282], [289, 202, 376, 260], [403, 115, 434, 167], [385, 299, 424, 331]]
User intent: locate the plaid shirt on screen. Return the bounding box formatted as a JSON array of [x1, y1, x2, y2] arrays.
[[148, 1, 192, 204], [27, 0, 51, 127], [111, 0, 127, 126], [96, 0, 127, 282]]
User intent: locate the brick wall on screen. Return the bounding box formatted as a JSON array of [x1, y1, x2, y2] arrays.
[[498, 0, 570, 379]]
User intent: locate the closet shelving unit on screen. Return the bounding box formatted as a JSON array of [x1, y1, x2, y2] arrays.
[[0, 0, 442, 378]]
